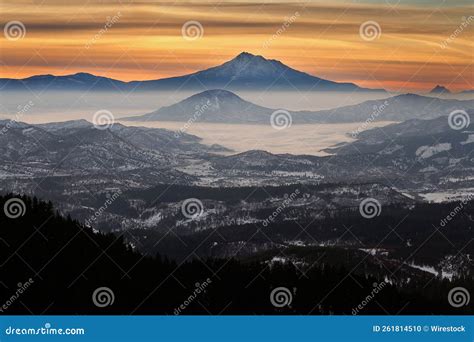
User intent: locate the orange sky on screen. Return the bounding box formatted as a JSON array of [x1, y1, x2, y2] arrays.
[[0, 0, 473, 92]]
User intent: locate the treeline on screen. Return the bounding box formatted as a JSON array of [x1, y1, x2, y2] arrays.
[[126, 183, 340, 205], [132, 201, 474, 267]]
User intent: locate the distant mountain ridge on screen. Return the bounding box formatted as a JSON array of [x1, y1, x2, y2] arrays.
[[2, 115, 474, 211], [124, 89, 276, 123], [129, 52, 375, 92], [0, 52, 382, 93], [324, 111, 474, 155], [304, 93, 474, 123], [0, 72, 127, 91], [429, 85, 451, 94], [123, 90, 474, 124], [0, 119, 228, 183]]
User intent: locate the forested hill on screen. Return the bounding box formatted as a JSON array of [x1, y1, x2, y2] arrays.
[[0, 194, 471, 315]]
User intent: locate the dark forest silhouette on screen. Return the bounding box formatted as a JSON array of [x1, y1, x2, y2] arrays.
[[0, 194, 472, 315]]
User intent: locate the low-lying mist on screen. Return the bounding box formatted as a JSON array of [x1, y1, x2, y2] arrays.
[[1, 90, 395, 123]]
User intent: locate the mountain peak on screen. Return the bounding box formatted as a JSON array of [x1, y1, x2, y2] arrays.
[[430, 85, 451, 94], [3, 53, 378, 92], [192, 89, 241, 100], [37, 119, 93, 131], [174, 89, 251, 109], [235, 51, 254, 58], [126, 88, 272, 124], [68, 72, 106, 80], [71, 72, 96, 77], [233, 51, 265, 61], [204, 52, 293, 82], [224, 52, 274, 69]]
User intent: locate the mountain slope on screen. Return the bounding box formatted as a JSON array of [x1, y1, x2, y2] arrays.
[[0, 52, 380, 92], [429, 85, 451, 94], [0, 72, 127, 91], [5, 194, 465, 315], [0, 119, 228, 183], [124, 91, 474, 124], [130, 52, 374, 92], [124, 89, 276, 123], [324, 112, 474, 158], [303, 93, 474, 123]]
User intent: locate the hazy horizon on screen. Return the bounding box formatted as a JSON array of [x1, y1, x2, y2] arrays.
[[2, 1, 473, 92], [1, 89, 472, 120], [0, 90, 392, 120]]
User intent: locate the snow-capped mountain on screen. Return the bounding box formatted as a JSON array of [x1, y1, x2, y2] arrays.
[[130, 52, 374, 92], [3, 112, 474, 195], [0, 119, 227, 184], [0, 52, 381, 92], [325, 111, 474, 161], [2, 115, 474, 235]]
